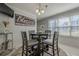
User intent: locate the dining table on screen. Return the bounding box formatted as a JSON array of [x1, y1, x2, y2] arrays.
[[27, 34, 49, 56]]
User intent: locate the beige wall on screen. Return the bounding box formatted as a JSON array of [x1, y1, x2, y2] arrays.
[[0, 6, 37, 49]]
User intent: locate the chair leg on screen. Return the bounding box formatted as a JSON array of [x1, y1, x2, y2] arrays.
[[57, 46, 59, 56], [22, 46, 24, 56], [52, 46, 55, 56], [42, 43, 44, 56], [56, 41, 59, 56]]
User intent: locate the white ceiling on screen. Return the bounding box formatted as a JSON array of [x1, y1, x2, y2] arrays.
[[6, 3, 79, 20]]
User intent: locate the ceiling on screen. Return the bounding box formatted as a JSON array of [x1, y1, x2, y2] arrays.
[[6, 3, 79, 20]]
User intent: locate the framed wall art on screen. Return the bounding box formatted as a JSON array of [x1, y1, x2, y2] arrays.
[[15, 14, 35, 26]]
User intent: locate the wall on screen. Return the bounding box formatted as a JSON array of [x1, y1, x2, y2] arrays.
[[0, 5, 37, 49]]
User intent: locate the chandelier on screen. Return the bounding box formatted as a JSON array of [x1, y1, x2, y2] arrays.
[[36, 4, 48, 15]]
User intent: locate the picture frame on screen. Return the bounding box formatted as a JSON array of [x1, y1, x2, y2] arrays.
[[15, 13, 35, 26]]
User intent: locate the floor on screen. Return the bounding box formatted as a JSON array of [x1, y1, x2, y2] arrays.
[[7, 43, 79, 56], [59, 43, 79, 56], [0, 49, 13, 56], [11, 47, 67, 56]]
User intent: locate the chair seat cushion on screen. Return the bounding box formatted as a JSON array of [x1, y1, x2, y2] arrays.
[[43, 39, 53, 45]]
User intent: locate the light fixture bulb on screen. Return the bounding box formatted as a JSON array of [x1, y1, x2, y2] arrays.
[[36, 9, 39, 13], [38, 12, 41, 15], [41, 9, 45, 13]]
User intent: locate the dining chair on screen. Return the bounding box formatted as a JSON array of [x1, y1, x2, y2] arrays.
[[43, 31, 59, 56], [52, 31, 59, 56], [21, 31, 28, 56], [21, 32, 39, 56]]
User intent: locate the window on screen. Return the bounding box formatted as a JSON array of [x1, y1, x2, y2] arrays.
[[71, 26, 79, 32], [58, 17, 70, 36], [48, 20, 56, 31], [59, 27, 70, 36], [71, 16, 79, 32], [71, 16, 79, 26], [59, 27, 69, 32], [58, 17, 70, 27], [48, 16, 79, 37], [71, 16, 79, 37]]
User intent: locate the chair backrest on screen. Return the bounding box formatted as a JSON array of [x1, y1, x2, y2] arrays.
[[21, 31, 28, 56], [45, 30, 51, 39], [52, 31, 59, 56], [28, 30, 35, 40], [52, 31, 59, 45]]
